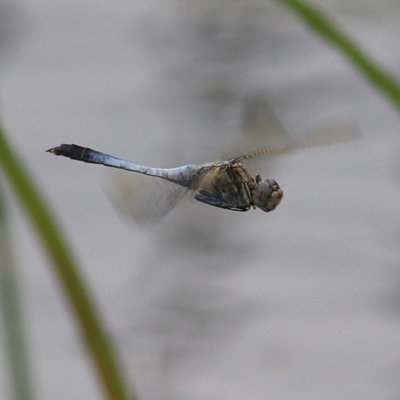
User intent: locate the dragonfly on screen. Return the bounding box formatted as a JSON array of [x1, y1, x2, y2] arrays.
[[47, 122, 356, 225]]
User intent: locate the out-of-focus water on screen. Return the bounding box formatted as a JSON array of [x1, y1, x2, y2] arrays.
[[1, 1, 400, 399]]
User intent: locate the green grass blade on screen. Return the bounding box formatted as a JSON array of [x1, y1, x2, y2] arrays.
[[0, 124, 136, 400], [277, 0, 400, 112], [0, 177, 36, 400]]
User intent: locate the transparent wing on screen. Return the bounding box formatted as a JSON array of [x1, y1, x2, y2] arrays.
[[217, 96, 358, 163], [234, 121, 359, 162], [217, 98, 290, 162], [105, 169, 188, 227]]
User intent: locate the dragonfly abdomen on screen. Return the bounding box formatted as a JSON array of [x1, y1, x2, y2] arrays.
[[47, 144, 102, 163], [47, 144, 199, 187]]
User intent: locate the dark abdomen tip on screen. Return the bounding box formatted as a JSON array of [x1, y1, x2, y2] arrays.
[[46, 144, 93, 161]]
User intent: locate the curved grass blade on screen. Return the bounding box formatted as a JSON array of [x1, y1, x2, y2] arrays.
[[0, 177, 36, 400], [0, 124, 136, 400], [278, 0, 400, 113]]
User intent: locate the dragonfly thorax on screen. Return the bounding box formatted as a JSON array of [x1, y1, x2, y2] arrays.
[[252, 178, 283, 212]]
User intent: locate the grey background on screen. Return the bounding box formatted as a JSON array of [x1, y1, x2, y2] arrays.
[[1, 1, 400, 399]]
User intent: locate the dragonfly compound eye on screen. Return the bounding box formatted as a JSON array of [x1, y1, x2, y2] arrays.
[[253, 179, 283, 212]]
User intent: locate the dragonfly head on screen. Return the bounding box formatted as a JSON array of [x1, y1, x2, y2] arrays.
[[253, 179, 283, 212]]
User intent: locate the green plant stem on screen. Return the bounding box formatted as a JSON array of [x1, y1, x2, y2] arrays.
[[0, 126, 136, 400], [0, 178, 36, 400], [277, 0, 400, 112]]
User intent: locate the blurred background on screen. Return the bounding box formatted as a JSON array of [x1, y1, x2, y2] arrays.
[[1, 0, 400, 399]]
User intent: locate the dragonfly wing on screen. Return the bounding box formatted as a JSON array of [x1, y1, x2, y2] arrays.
[[234, 121, 359, 162], [217, 99, 289, 162], [105, 169, 188, 226]]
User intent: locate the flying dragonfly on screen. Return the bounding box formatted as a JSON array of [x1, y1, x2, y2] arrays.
[[47, 122, 356, 225]]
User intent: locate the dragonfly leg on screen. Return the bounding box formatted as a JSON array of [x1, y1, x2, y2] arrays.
[[241, 180, 255, 209], [194, 191, 249, 211]]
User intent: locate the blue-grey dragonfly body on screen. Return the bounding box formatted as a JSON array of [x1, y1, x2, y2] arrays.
[[47, 122, 356, 224]]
